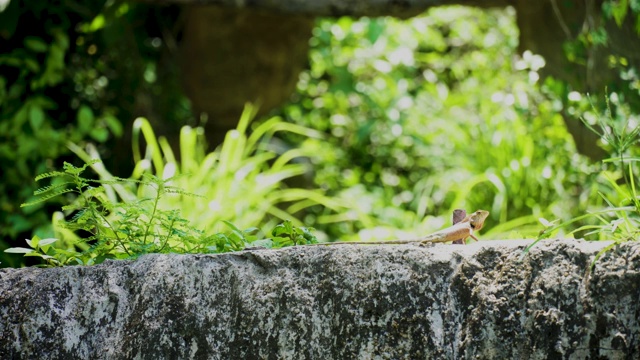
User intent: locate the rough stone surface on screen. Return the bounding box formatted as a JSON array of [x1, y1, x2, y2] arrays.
[[1, 239, 639, 359]]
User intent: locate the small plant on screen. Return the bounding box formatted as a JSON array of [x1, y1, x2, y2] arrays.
[[4, 236, 79, 267], [5, 159, 321, 267], [207, 221, 263, 253], [6, 160, 203, 265], [207, 220, 318, 253], [271, 220, 318, 246], [523, 93, 640, 263]]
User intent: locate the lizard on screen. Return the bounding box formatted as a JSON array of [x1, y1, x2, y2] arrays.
[[307, 209, 489, 246], [451, 208, 469, 245]]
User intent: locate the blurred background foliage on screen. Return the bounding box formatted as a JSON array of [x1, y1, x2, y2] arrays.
[[1, 1, 639, 266], [0, 1, 187, 266], [274, 7, 637, 241]]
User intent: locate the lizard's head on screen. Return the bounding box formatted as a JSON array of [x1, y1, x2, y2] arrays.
[[469, 210, 490, 231]]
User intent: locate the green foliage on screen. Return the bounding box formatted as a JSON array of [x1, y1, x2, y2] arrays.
[[276, 7, 596, 241], [561, 0, 640, 109], [602, 0, 640, 34], [3, 104, 335, 266], [5, 2, 639, 269], [7, 160, 201, 265], [0, 0, 126, 265], [271, 220, 319, 246], [5, 157, 320, 267], [211, 220, 318, 252], [3, 236, 74, 268], [69, 105, 346, 241], [525, 94, 640, 258]]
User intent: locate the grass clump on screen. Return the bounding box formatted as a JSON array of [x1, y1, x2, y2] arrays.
[[5, 105, 329, 267], [73, 104, 346, 239], [524, 93, 640, 261]]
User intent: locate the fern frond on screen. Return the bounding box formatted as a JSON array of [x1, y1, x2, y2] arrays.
[[62, 162, 85, 176], [96, 177, 141, 185], [35, 171, 67, 181], [82, 186, 106, 198], [163, 173, 190, 183], [33, 182, 74, 196], [164, 187, 204, 198], [21, 188, 75, 207], [61, 202, 87, 212], [92, 192, 115, 211], [69, 209, 91, 223], [63, 160, 99, 174], [131, 197, 154, 205], [74, 234, 100, 244]]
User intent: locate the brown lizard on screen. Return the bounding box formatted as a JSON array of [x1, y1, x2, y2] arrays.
[[451, 209, 469, 245], [307, 209, 489, 246]]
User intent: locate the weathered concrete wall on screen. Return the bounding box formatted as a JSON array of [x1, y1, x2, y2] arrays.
[[1, 239, 639, 359]]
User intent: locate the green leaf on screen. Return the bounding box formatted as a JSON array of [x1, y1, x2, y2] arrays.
[[221, 220, 242, 233], [243, 227, 260, 235], [104, 115, 123, 137], [272, 220, 294, 238], [24, 37, 48, 53], [367, 19, 385, 44], [25, 235, 39, 248], [300, 227, 318, 243], [23, 58, 40, 72], [4, 247, 36, 254], [90, 127, 109, 142], [249, 239, 273, 249], [77, 105, 94, 134], [88, 14, 106, 32], [0, 55, 21, 67], [33, 182, 73, 196], [272, 223, 288, 237], [30, 236, 40, 248], [21, 188, 75, 207], [38, 238, 59, 247], [611, 0, 629, 27], [228, 229, 244, 244], [34, 171, 66, 182], [29, 104, 45, 130]]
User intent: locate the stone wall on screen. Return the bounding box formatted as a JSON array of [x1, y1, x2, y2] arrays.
[[1, 239, 639, 359]]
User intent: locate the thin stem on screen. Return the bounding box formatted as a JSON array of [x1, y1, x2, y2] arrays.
[[158, 216, 175, 253], [143, 182, 162, 245]]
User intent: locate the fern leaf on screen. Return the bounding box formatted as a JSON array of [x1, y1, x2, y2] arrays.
[[21, 188, 75, 207], [96, 177, 141, 185], [61, 203, 85, 212], [35, 171, 67, 181], [33, 182, 74, 196], [63, 160, 98, 176], [69, 208, 90, 222], [164, 187, 204, 198], [82, 186, 106, 199]]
